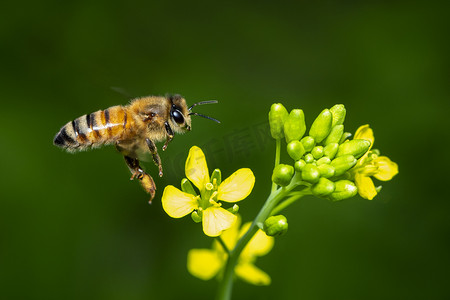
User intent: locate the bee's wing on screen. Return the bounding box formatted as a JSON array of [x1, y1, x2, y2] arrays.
[[116, 139, 152, 162], [110, 86, 134, 99]]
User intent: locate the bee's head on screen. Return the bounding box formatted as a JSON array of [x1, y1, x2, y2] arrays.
[[167, 94, 192, 133], [168, 95, 220, 133]]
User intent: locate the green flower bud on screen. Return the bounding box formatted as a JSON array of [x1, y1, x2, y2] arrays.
[[311, 146, 324, 159], [227, 204, 239, 214], [328, 180, 358, 201], [301, 164, 320, 183], [339, 132, 352, 144], [294, 159, 306, 172], [317, 156, 331, 165], [300, 136, 316, 152], [330, 155, 357, 176], [318, 164, 335, 178], [284, 109, 306, 143], [264, 215, 288, 236], [309, 109, 332, 143], [181, 178, 197, 195], [191, 210, 202, 223], [324, 125, 344, 145], [330, 104, 346, 127], [210, 169, 222, 188], [324, 143, 339, 159], [272, 164, 294, 187], [336, 139, 371, 159], [311, 177, 335, 197], [269, 103, 289, 139], [304, 153, 315, 164], [287, 140, 306, 161]]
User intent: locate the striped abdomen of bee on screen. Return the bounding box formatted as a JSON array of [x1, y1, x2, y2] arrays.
[[53, 105, 133, 151]]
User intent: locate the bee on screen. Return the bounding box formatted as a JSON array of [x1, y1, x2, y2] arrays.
[[53, 94, 219, 202]]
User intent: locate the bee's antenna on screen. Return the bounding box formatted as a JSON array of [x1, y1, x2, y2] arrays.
[[188, 100, 218, 111], [188, 112, 221, 124]]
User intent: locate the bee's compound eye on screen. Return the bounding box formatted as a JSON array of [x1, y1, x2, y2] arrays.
[[171, 109, 184, 124]]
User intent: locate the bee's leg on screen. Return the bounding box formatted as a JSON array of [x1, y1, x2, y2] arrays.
[[123, 155, 156, 203], [123, 156, 144, 180], [162, 121, 174, 151], [145, 138, 163, 177]]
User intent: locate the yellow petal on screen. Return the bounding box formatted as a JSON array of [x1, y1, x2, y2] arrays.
[[185, 146, 210, 191], [217, 168, 255, 203], [214, 215, 241, 252], [354, 124, 374, 150], [235, 263, 271, 286], [240, 224, 274, 259], [355, 172, 377, 200], [373, 156, 399, 181], [187, 249, 223, 280], [161, 185, 198, 218], [202, 207, 237, 237]]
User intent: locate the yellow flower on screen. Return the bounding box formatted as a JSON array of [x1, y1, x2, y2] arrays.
[[351, 125, 399, 200], [162, 146, 255, 237], [187, 216, 274, 285]]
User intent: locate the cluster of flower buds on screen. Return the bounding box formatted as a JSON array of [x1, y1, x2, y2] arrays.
[[269, 103, 372, 201]]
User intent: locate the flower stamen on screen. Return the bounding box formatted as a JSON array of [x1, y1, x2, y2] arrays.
[[206, 182, 214, 191]]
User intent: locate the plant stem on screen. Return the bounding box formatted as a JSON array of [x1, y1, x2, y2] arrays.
[[217, 236, 230, 255], [271, 194, 303, 216], [271, 139, 281, 193], [215, 174, 301, 300]]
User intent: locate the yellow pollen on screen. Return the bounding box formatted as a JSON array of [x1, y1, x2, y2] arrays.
[[205, 182, 214, 191]]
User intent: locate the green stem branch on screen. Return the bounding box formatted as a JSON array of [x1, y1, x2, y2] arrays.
[[271, 186, 312, 215], [271, 139, 281, 193], [216, 236, 230, 255]]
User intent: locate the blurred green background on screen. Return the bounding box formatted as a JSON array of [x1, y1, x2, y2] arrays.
[[1, 1, 449, 299]]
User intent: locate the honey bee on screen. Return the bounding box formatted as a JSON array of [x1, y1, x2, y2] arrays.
[[53, 94, 219, 202]]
